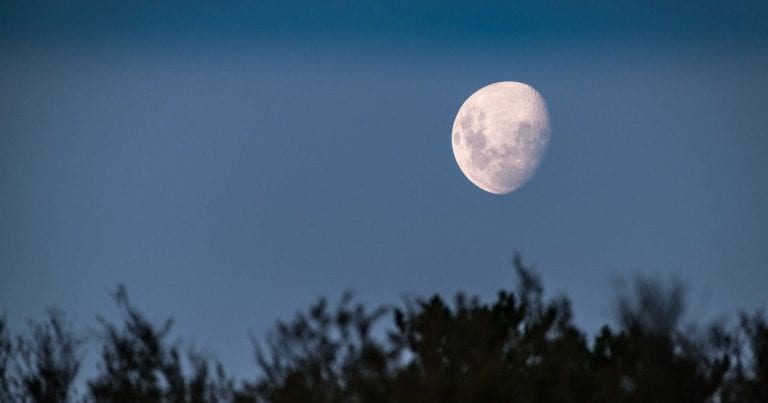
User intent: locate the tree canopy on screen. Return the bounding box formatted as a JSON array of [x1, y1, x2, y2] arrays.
[[1, 256, 766, 402]]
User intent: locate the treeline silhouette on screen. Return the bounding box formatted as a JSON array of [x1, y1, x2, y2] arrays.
[[1, 256, 766, 402]]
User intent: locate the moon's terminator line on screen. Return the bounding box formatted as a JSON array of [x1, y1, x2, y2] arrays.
[[452, 81, 550, 194]]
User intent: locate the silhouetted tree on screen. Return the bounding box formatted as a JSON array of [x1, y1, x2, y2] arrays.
[[239, 291, 390, 402], [590, 275, 731, 402], [615, 275, 687, 336], [11, 309, 83, 403], [88, 285, 232, 403], [388, 257, 592, 402]]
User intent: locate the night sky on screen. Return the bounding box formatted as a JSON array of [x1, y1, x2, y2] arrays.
[[2, 1, 767, 379]]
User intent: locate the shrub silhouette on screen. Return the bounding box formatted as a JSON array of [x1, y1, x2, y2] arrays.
[[0, 310, 82, 402], [88, 285, 232, 403]]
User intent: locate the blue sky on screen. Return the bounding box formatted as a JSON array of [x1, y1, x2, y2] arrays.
[[2, 1, 767, 379]]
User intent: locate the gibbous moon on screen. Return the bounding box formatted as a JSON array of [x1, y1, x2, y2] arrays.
[[452, 81, 550, 194]]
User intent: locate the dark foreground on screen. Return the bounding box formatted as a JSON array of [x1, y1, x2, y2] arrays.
[[1, 256, 766, 402]]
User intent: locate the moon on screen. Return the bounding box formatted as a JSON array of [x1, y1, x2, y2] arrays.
[[452, 81, 550, 194]]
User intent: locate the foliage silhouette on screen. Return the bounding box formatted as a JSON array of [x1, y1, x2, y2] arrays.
[[720, 312, 768, 402], [0, 315, 13, 402], [384, 258, 591, 402], [236, 291, 390, 403], [0, 310, 83, 403], [1, 255, 766, 402], [88, 285, 232, 403], [588, 275, 729, 402]]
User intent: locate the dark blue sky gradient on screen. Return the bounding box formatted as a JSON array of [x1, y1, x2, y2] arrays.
[[2, 1, 767, 380], [2, 1, 767, 47]]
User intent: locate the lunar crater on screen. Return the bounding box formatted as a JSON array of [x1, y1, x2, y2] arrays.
[[464, 130, 487, 150]]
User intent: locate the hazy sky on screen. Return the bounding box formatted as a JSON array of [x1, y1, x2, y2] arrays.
[[2, 1, 767, 378]]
